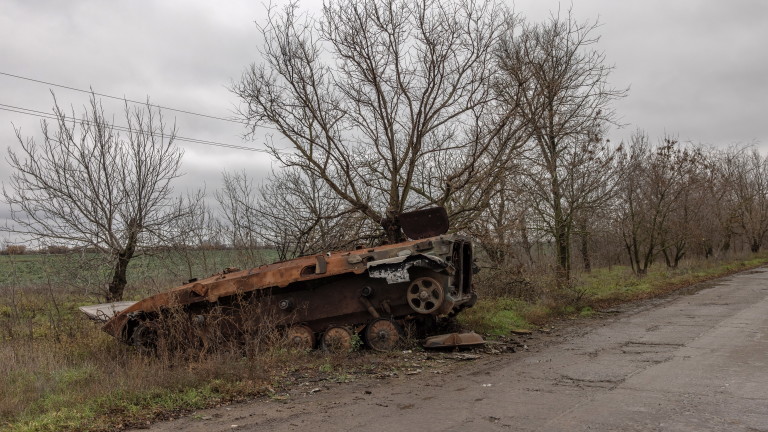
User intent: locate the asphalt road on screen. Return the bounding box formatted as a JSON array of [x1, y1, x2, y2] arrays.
[[137, 268, 768, 432]]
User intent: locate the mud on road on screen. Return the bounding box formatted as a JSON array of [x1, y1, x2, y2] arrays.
[[132, 268, 768, 432]]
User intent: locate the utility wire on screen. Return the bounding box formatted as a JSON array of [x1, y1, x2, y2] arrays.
[[0, 70, 250, 125], [0, 103, 268, 153]]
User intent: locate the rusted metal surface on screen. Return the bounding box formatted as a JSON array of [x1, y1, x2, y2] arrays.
[[286, 325, 315, 350], [321, 326, 354, 352], [88, 207, 478, 351], [422, 331, 485, 349], [399, 207, 450, 240], [363, 318, 403, 351]]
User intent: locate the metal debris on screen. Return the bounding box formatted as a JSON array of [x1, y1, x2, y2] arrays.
[[423, 332, 485, 349], [78, 301, 137, 321], [82, 207, 480, 352]]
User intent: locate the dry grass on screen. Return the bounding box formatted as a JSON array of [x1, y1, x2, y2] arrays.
[[3, 250, 768, 431], [0, 278, 407, 432], [0, 289, 286, 431], [0, 254, 311, 432]]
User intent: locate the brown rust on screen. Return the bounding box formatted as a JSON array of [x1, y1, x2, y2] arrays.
[[399, 207, 450, 240], [92, 207, 479, 351], [423, 331, 485, 349]]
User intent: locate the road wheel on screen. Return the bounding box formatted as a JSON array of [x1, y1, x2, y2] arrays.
[[406, 277, 444, 314], [321, 326, 354, 353], [129, 321, 158, 354], [364, 318, 403, 351], [286, 324, 316, 350]]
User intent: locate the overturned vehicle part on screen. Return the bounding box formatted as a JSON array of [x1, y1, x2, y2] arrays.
[[84, 207, 480, 352], [423, 331, 485, 349]]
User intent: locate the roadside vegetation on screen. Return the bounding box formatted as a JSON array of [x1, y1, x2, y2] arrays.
[[460, 252, 768, 336], [2, 249, 766, 432]]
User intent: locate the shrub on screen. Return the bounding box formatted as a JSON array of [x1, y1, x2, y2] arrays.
[[3, 245, 27, 255]]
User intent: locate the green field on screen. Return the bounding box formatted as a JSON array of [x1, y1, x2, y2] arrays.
[[0, 249, 279, 299]]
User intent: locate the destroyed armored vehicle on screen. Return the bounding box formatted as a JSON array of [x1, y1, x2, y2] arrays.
[[81, 207, 479, 352]]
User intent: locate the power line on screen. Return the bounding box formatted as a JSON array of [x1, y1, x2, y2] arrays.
[[0, 103, 262, 152], [0, 70, 250, 125], [0, 103, 268, 153]]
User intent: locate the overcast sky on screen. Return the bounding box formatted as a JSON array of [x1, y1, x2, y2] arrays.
[[1, 0, 767, 243]]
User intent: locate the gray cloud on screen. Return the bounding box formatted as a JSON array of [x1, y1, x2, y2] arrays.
[[1, 0, 767, 243], [581, 0, 768, 146]]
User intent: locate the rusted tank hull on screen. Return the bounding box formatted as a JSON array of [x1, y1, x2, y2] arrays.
[[100, 234, 477, 350]]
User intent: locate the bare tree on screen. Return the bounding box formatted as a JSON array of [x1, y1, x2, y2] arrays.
[[495, 9, 627, 283], [657, 147, 707, 268], [615, 131, 702, 275], [700, 148, 741, 256], [233, 0, 522, 242], [260, 167, 378, 258], [216, 168, 376, 262], [166, 196, 222, 280], [470, 182, 529, 269], [717, 147, 768, 252], [215, 170, 263, 254], [2, 94, 190, 301]]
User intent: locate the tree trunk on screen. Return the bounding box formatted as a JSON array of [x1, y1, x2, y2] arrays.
[[552, 199, 571, 284], [106, 229, 138, 302], [550, 167, 570, 285], [624, 242, 636, 274], [720, 233, 731, 253], [556, 227, 570, 283], [382, 209, 405, 244], [107, 251, 132, 302], [520, 215, 534, 266], [673, 249, 685, 267], [625, 229, 650, 277], [662, 248, 673, 268], [579, 218, 591, 273], [640, 241, 655, 275]]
